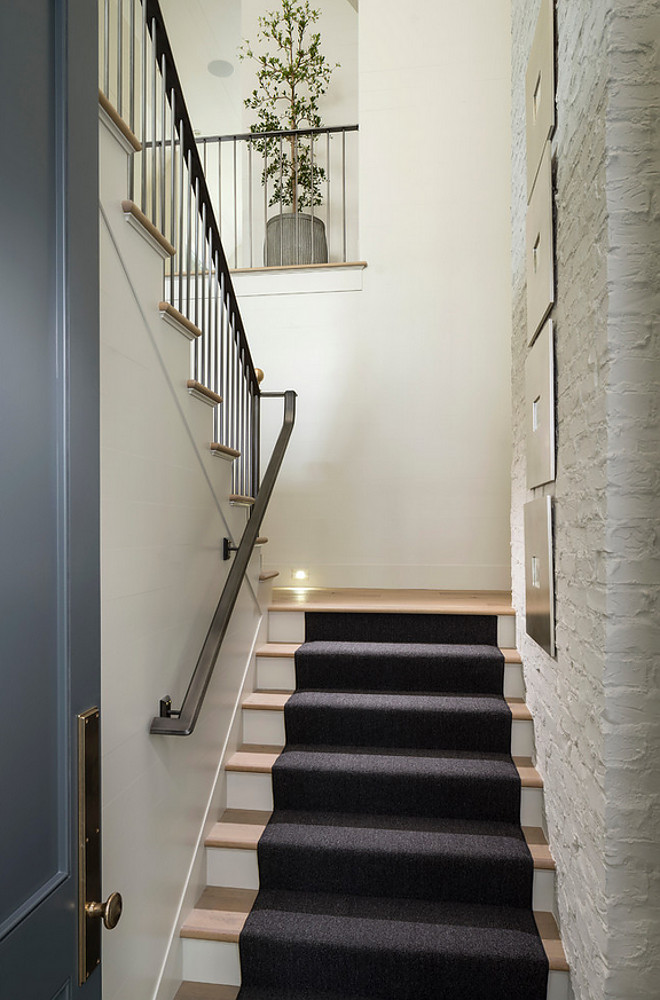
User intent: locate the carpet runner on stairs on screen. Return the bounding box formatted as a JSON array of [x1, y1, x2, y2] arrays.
[[236, 614, 548, 1000]]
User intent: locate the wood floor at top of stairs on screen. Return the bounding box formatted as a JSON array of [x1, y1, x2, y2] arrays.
[[269, 587, 515, 615]]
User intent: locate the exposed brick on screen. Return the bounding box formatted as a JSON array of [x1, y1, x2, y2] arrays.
[[512, 1, 660, 998]]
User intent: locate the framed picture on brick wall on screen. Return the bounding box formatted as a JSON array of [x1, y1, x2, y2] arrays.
[[524, 496, 555, 656], [526, 0, 556, 201]]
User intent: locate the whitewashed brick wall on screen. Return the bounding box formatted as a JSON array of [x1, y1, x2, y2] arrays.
[[511, 2, 660, 998]]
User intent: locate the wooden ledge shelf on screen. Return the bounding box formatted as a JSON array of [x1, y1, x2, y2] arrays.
[[210, 442, 240, 460], [98, 90, 141, 151], [187, 380, 222, 406], [158, 301, 202, 340], [121, 200, 176, 257], [229, 494, 255, 506]]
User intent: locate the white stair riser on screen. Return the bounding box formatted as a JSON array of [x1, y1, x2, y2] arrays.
[[181, 938, 241, 986], [206, 843, 555, 910], [181, 931, 568, 1000], [548, 970, 570, 1000], [256, 656, 526, 700], [227, 770, 544, 827], [267, 612, 517, 648], [242, 708, 534, 758], [207, 847, 260, 890]]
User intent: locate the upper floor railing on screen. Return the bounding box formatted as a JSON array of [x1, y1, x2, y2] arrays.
[[192, 125, 359, 270]]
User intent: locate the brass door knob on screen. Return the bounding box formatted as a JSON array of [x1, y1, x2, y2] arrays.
[[86, 891, 123, 930]]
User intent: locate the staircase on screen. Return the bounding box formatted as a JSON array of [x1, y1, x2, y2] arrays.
[[175, 589, 569, 1000]]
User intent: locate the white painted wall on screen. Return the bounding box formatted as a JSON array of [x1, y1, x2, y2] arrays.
[[240, 0, 513, 590], [99, 117, 265, 1000], [240, 0, 358, 129], [510, 2, 660, 998]]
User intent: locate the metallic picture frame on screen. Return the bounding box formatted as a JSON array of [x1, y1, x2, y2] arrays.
[[526, 0, 556, 201], [524, 496, 555, 657], [525, 319, 556, 488], [526, 141, 555, 345]]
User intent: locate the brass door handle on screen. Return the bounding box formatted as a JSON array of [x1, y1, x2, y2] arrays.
[[86, 891, 123, 930]]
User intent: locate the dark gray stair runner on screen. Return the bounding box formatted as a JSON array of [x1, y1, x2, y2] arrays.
[[237, 613, 548, 1000]]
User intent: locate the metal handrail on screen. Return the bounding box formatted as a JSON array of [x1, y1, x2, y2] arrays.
[[203, 124, 359, 144], [143, 124, 359, 148], [150, 391, 297, 736]]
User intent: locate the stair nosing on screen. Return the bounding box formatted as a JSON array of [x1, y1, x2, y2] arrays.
[[257, 642, 522, 664], [121, 199, 175, 256], [226, 746, 543, 787], [205, 814, 554, 871], [181, 886, 565, 969], [243, 690, 532, 721]]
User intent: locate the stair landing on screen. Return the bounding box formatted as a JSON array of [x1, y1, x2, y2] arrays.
[[269, 587, 515, 615]]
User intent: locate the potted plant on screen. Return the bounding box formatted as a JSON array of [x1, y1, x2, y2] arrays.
[[239, 0, 338, 266]]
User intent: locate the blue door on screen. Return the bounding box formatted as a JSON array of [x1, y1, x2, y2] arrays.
[[0, 1, 104, 996]]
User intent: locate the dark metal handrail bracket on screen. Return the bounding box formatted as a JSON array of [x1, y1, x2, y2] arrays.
[[150, 391, 296, 736]]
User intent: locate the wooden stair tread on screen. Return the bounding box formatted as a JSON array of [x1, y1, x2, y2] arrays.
[[257, 642, 301, 657], [187, 379, 222, 405], [206, 815, 553, 871], [227, 748, 281, 772], [175, 984, 239, 1000], [255, 537, 269, 545], [243, 692, 291, 710], [181, 888, 257, 941], [210, 442, 241, 458], [259, 571, 280, 581], [241, 691, 531, 719], [522, 826, 556, 870], [243, 690, 531, 721], [98, 91, 141, 151], [257, 642, 522, 665], [158, 301, 202, 339], [534, 911, 569, 971], [269, 588, 515, 616], [121, 200, 175, 256], [181, 885, 565, 970], [229, 494, 256, 505], [228, 747, 543, 787]]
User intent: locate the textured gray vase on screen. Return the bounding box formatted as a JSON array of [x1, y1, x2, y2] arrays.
[[265, 212, 328, 266]]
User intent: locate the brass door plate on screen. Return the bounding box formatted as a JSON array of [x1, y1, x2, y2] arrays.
[[78, 707, 101, 984]]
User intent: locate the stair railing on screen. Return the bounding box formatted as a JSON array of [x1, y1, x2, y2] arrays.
[[193, 124, 359, 269], [99, 0, 297, 733], [100, 0, 264, 498]]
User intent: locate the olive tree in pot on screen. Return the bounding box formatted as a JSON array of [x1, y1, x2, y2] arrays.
[[239, 0, 338, 266]]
